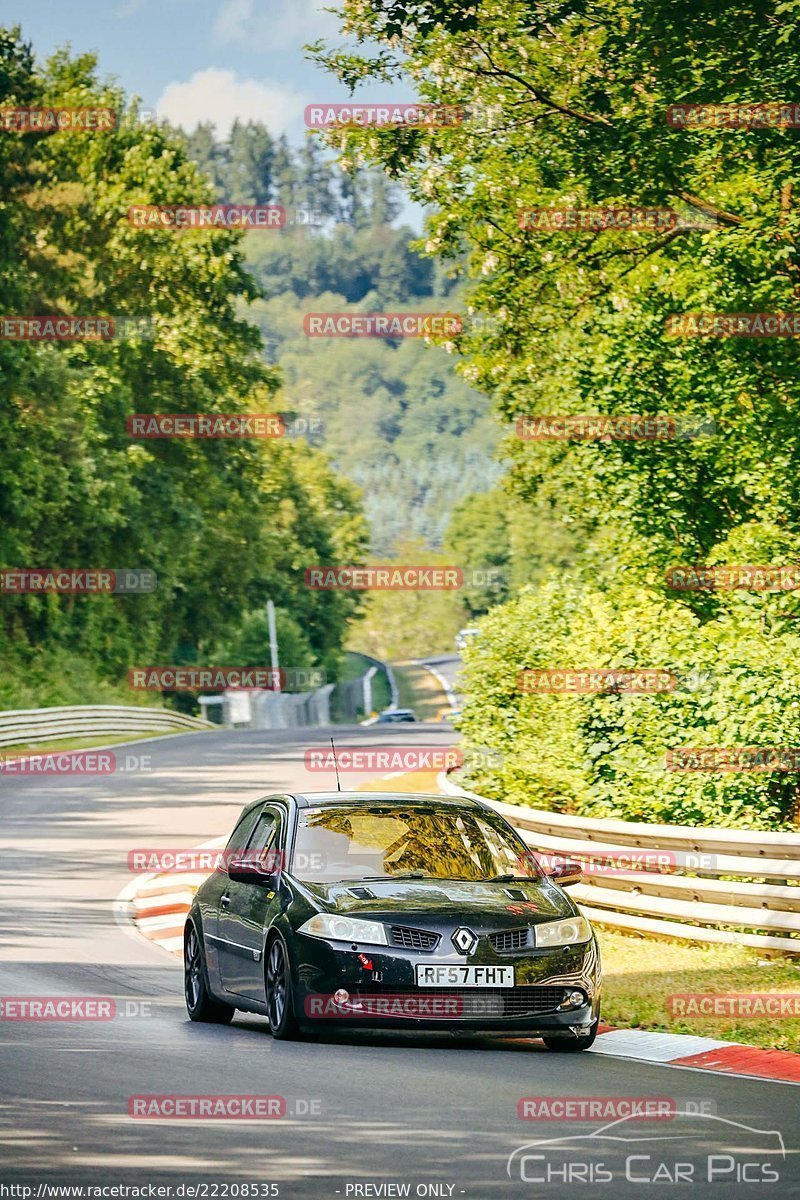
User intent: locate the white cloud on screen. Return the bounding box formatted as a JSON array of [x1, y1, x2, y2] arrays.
[[213, 0, 340, 49], [156, 68, 309, 138]]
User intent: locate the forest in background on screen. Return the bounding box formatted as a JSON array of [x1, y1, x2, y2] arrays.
[[0, 30, 368, 709], [314, 0, 800, 828], [176, 119, 502, 555]]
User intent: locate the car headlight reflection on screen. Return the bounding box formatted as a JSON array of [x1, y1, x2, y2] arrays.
[[298, 913, 389, 946], [534, 915, 591, 948]]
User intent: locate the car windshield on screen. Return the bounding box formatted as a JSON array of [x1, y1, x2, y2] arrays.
[[291, 804, 543, 884]]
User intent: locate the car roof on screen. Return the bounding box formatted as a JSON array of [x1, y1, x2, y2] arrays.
[[236, 790, 492, 822], [292, 790, 486, 809]]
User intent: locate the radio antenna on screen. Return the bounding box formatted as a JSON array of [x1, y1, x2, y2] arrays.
[[330, 736, 342, 792]]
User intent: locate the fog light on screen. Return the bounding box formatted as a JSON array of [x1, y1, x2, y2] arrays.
[[333, 988, 350, 1006]]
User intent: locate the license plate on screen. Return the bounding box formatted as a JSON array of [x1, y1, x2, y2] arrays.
[[415, 965, 515, 988]]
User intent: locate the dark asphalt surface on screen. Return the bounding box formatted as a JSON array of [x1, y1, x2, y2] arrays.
[[1, 724, 797, 1197]]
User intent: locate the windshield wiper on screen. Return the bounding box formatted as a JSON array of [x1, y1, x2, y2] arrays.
[[351, 871, 432, 881]]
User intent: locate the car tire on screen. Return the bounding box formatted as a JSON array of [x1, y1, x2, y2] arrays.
[[542, 1017, 599, 1052], [265, 934, 302, 1040], [184, 922, 235, 1024]]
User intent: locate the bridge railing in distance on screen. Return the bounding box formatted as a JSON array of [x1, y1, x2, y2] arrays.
[[439, 768, 800, 955], [0, 704, 211, 749]]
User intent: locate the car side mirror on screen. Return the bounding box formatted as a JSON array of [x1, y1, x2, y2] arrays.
[[227, 857, 278, 886], [547, 861, 583, 887]]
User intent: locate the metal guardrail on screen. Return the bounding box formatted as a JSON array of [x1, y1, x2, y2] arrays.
[[0, 704, 211, 749], [440, 771, 800, 955]]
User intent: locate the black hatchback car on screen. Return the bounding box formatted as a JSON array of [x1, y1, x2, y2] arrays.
[[184, 792, 601, 1048]]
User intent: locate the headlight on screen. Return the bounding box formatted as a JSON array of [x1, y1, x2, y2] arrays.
[[298, 913, 389, 946], [534, 915, 591, 948]]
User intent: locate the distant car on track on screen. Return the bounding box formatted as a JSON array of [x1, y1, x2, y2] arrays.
[[376, 707, 417, 723], [184, 791, 601, 1046], [455, 628, 480, 651]]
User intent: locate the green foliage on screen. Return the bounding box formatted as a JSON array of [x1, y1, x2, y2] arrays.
[[206, 607, 316, 684], [313, 0, 800, 565], [458, 576, 800, 829], [0, 648, 158, 711], [314, 0, 800, 828], [174, 120, 501, 553], [0, 30, 368, 708], [345, 541, 468, 659]]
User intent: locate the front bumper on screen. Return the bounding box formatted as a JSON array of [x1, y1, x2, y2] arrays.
[[293, 934, 601, 1033]]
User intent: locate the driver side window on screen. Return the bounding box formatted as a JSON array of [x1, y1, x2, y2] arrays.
[[245, 810, 281, 871], [225, 808, 261, 852]]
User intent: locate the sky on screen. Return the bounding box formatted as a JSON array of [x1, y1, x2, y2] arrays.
[[5, 0, 404, 141]]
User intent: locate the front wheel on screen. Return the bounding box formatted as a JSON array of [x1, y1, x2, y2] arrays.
[[184, 923, 235, 1024], [542, 1017, 599, 1052], [265, 935, 301, 1040]]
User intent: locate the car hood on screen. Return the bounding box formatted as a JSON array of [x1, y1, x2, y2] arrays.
[[296, 876, 574, 928]]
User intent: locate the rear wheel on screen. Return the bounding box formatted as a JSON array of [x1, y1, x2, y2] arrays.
[[542, 1017, 599, 1052], [265, 935, 301, 1040], [184, 923, 235, 1024]]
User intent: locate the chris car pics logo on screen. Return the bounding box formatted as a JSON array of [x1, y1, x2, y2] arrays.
[[507, 1111, 785, 1185]]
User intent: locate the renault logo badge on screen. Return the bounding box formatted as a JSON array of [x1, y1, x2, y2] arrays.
[[452, 926, 478, 954]]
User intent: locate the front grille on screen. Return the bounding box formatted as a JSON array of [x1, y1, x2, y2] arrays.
[[488, 928, 532, 953], [388, 925, 440, 951], [356, 985, 567, 1019]]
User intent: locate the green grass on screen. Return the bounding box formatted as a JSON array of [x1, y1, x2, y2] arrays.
[[599, 928, 800, 1051], [393, 660, 451, 721], [339, 651, 375, 684], [339, 651, 392, 715]]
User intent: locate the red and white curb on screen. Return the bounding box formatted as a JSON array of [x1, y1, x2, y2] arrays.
[[119, 837, 226, 956], [590, 1027, 800, 1085]]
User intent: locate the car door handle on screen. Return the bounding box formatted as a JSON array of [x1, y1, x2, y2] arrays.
[[220, 894, 231, 908]]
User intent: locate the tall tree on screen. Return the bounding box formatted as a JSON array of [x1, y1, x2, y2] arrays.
[[228, 119, 276, 204], [0, 28, 368, 699]]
